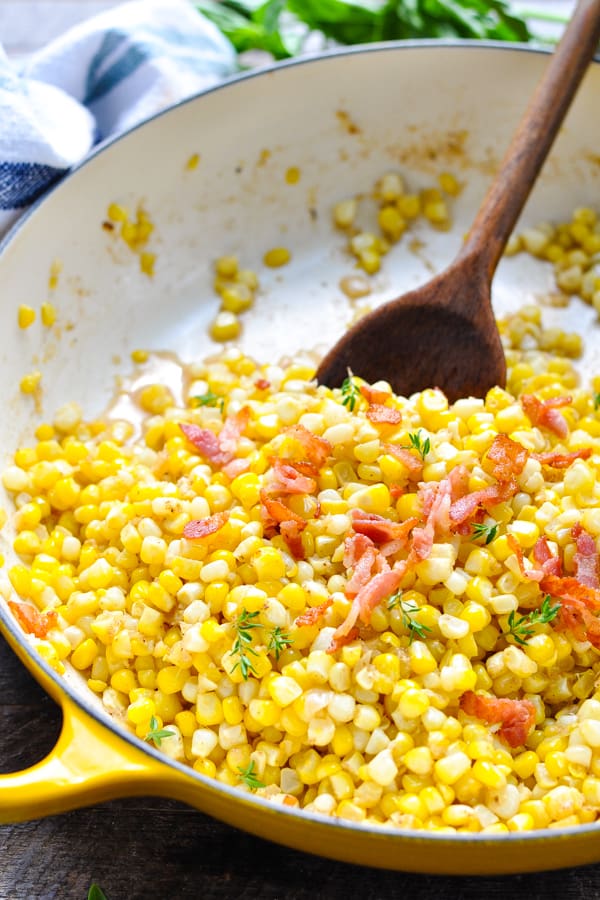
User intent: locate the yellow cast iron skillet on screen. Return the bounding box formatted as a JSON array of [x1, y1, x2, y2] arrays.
[[1, 42, 600, 874]]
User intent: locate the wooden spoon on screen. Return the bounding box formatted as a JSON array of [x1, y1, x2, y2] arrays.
[[316, 0, 600, 403]]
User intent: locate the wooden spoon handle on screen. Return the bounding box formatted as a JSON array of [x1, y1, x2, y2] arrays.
[[460, 0, 600, 278]]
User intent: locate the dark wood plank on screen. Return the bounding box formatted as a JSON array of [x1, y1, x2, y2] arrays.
[[3, 633, 600, 900]]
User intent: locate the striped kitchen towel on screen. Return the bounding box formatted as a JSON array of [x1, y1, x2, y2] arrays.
[[0, 0, 236, 237]]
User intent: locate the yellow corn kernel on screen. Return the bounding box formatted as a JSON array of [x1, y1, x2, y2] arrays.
[[110, 668, 137, 695], [196, 692, 224, 726], [263, 247, 291, 268], [70, 638, 99, 671], [18, 305, 36, 328], [20, 371, 42, 394], [127, 696, 156, 726], [222, 696, 244, 725], [40, 302, 57, 327]]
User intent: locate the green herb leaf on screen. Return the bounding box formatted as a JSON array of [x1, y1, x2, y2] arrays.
[[507, 595, 561, 645], [191, 390, 225, 412], [267, 625, 294, 660], [237, 759, 266, 791], [340, 372, 361, 412], [144, 715, 175, 748], [88, 887, 108, 900], [388, 591, 432, 644], [232, 608, 261, 679], [594, 392, 600, 411], [472, 521, 499, 545], [402, 430, 430, 460]]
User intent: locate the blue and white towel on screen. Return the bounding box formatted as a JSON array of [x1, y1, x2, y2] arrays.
[[0, 0, 236, 236]]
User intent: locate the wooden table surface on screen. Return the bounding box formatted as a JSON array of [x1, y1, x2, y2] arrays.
[[3, 633, 600, 900], [0, 1, 593, 897]]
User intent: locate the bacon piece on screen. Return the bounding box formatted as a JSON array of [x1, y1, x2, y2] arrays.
[[532, 536, 562, 578], [222, 458, 250, 480], [280, 520, 305, 560], [539, 574, 600, 611], [255, 378, 271, 390], [484, 433, 528, 481], [295, 599, 333, 627], [533, 448, 592, 468], [507, 534, 542, 582], [366, 404, 402, 426], [9, 601, 57, 639], [260, 491, 305, 528], [217, 407, 250, 458], [267, 458, 316, 495], [382, 443, 423, 478], [333, 565, 405, 640], [180, 423, 226, 465], [345, 540, 379, 596], [360, 384, 392, 405], [460, 691, 536, 748], [555, 598, 600, 649], [450, 475, 519, 527], [521, 394, 571, 439], [183, 511, 229, 540], [343, 532, 373, 569], [350, 509, 418, 546], [572, 523, 599, 589], [259, 491, 307, 559], [283, 425, 332, 470], [390, 484, 405, 499], [327, 627, 359, 654], [180, 407, 250, 468], [411, 474, 456, 560]]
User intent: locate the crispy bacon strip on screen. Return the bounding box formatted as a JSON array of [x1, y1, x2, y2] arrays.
[[521, 394, 571, 439], [484, 433, 528, 481], [9, 601, 57, 639], [283, 425, 332, 470], [267, 458, 317, 495], [333, 565, 406, 641], [572, 523, 599, 589], [344, 535, 379, 596], [183, 511, 229, 540], [532, 536, 563, 578], [539, 574, 600, 611], [382, 443, 423, 478], [260, 490, 307, 559], [350, 509, 418, 546], [460, 691, 536, 748], [450, 436, 526, 528], [295, 599, 333, 627], [217, 407, 250, 458], [222, 458, 250, 480], [327, 627, 359, 654], [555, 597, 600, 648], [532, 448, 592, 468], [180, 407, 250, 467], [366, 404, 402, 426], [255, 378, 271, 390], [359, 384, 392, 405], [180, 423, 226, 465]]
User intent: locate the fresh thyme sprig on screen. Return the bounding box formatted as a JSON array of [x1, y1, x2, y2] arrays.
[[231, 608, 261, 680], [594, 392, 600, 412], [472, 521, 499, 545], [388, 591, 432, 644], [267, 626, 293, 661], [402, 430, 431, 460], [340, 373, 360, 412], [191, 390, 225, 412], [507, 595, 562, 646], [237, 759, 265, 791], [144, 715, 175, 748]]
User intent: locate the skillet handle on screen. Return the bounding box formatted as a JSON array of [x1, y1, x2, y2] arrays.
[[0, 692, 189, 823]]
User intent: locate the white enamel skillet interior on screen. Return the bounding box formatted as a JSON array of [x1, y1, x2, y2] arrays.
[[0, 42, 600, 873]]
